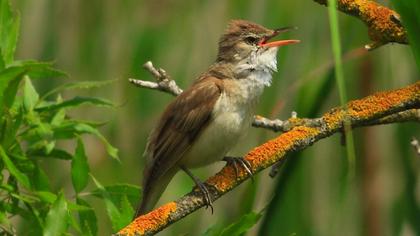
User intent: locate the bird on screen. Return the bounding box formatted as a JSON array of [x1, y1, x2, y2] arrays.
[[135, 19, 299, 217]]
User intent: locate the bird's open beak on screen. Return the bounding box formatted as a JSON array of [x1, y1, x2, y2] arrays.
[[258, 26, 300, 48]]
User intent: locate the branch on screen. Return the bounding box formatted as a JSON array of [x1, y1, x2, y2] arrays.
[[119, 80, 420, 235], [130, 61, 419, 134], [253, 108, 420, 132], [129, 61, 183, 96], [313, 0, 408, 50]]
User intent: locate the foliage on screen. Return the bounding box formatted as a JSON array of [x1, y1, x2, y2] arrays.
[[203, 211, 263, 236], [0, 0, 139, 234]]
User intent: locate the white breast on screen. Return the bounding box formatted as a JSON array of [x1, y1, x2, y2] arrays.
[[180, 69, 274, 168], [180, 47, 279, 168]]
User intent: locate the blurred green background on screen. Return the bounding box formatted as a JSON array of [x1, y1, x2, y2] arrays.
[[10, 0, 419, 235]]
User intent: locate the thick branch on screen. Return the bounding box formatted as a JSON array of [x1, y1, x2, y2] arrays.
[[119, 81, 420, 235], [313, 0, 408, 50]]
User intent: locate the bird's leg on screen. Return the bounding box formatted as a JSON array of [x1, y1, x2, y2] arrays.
[[180, 166, 214, 213], [223, 156, 253, 181]]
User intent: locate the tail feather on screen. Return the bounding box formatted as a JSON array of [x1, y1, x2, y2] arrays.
[[134, 168, 177, 218]]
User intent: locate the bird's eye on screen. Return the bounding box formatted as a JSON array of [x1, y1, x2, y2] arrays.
[[245, 36, 259, 45]]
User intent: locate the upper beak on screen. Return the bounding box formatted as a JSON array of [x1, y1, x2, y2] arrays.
[[258, 26, 300, 47]]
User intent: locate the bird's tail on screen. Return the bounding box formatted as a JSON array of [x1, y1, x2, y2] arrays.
[[134, 168, 177, 218]]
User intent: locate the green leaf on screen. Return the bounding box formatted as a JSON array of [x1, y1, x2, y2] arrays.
[[71, 138, 90, 193], [10, 60, 67, 79], [91, 175, 125, 232], [35, 96, 114, 112], [0, 106, 22, 148], [0, 145, 30, 188], [0, 0, 20, 65], [23, 76, 39, 112], [77, 198, 98, 236], [119, 195, 135, 225], [50, 96, 66, 126], [10, 192, 38, 203], [0, 66, 26, 117], [35, 191, 91, 211], [202, 224, 222, 236], [219, 211, 263, 236], [53, 122, 119, 160], [67, 211, 82, 234], [32, 167, 50, 191], [89, 183, 141, 209], [0, 209, 11, 233], [42, 79, 118, 99], [26, 122, 55, 154], [28, 148, 73, 160], [36, 191, 57, 204], [44, 192, 68, 236], [2, 70, 24, 111], [392, 1, 420, 70]]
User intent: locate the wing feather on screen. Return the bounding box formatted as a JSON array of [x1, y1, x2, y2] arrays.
[[141, 76, 223, 205]]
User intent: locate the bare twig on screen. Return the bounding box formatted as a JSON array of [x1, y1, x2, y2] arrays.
[[119, 80, 420, 236], [411, 137, 420, 157], [313, 0, 408, 50], [129, 61, 183, 96]]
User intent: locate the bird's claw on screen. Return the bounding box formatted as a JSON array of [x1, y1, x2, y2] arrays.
[[223, 156, 254, 182], [195, 181, 214, 213], [181, 166, 214, 213]]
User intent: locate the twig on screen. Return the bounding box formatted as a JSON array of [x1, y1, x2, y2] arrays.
[[313, 0, 408, 50], [411, 137, 420, 157], [118, 81, 420, 236], [129, 61, 183, 96]]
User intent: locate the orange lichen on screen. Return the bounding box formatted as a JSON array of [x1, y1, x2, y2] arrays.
[[348, 82, 419, 118], [315, 0, 408, 44], [354, 0, 406, 43], [247, 126, 320, 166], [207, 166, 238, 192], [323, 82, 419, 129], [117, 202, 177, 236], [323, 108, 345, 130], [207, 126, 320, 192]]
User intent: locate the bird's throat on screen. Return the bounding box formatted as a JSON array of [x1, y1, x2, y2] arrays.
[[233, 47, 278, 86]]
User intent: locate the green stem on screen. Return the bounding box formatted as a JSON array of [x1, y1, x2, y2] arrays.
[[327, 0, 356, 177]]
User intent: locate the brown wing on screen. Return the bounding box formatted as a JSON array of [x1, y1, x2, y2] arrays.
[[143, 76, 223, 190]]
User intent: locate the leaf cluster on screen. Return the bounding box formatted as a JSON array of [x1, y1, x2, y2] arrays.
[[0, 1, 139, 234]]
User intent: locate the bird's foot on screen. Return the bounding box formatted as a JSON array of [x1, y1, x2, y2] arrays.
[[181, 166, 214, 213], [194, 179, 213, 213], [223, 156, 253, 181]]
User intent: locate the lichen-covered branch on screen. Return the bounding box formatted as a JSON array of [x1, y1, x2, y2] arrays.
[[313, 0, 408, 50], [253, 108, 420, 133], [118, 81, 419, 236]]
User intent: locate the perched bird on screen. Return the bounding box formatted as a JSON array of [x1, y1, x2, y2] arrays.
[[135, 19, 299, 217]]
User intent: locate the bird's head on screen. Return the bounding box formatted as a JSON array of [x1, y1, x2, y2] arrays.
[[217, 20, 300, 73]]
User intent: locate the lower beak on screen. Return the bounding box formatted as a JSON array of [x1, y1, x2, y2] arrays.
[[258, 39, 300, 48]]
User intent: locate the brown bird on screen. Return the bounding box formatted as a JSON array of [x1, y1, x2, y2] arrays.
[[135, 19, 299, 217]]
